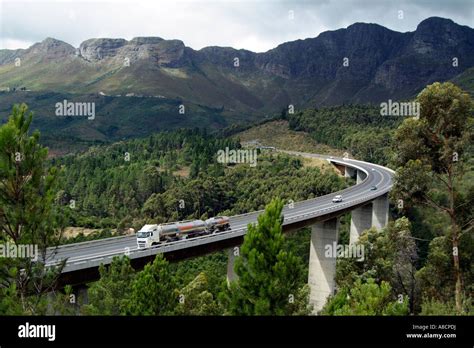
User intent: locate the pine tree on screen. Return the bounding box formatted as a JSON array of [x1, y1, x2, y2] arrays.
[[124, 254, 176, 315], [174, 272, 220, 315], [83, 256, 135, 315], [225, 198, 309, 315], [0, 104, 66, 314], [323, 278, 408, 315]]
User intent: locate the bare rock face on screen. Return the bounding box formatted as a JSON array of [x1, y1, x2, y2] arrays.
[[27, 37, 75, 59], [78, 38, 127, 61], [196, 46, 256, 73], [373, 17, 474, 93], [129, 37, 164, 45], [257, 62, 291, 79], [0, 49, 24, 65], [76, 37, 189, 67], [408, 17, 470, 55], [0, 17, 472, 108], [140, 39, 188, 67]]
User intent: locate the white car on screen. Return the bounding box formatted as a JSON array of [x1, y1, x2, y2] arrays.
[[332, 195, 343, 203]]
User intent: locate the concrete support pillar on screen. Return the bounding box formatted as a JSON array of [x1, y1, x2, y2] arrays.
[[227, 247, 239, 285], [350, 204, 372, 245], [46, 292, 55, 314], [345, 167, 355, 179], [77, 286, 89, 305], [356, 170, 366, 184], [308, 218, 339, 313], [372, 193, 389, 230]]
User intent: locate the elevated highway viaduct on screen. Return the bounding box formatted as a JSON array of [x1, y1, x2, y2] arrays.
[[45, 150, 394, 312]]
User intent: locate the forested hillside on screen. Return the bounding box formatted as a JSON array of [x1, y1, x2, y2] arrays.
[[53, 129, 346, 236], [286, 104, 402, 165], [0, 82, 472, 317]]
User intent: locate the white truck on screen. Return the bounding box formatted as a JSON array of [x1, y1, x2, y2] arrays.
[[136, 216, 230, 248]]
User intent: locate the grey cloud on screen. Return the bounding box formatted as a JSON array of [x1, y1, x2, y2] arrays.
[[0, 0, 472, 51]]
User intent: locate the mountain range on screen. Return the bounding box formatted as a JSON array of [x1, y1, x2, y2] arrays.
[[0, 16, 473, 151]]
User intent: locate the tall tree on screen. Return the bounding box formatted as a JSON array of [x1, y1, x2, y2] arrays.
[[323, 278, 408, 315], [335, 218, 419, 313], [83, 256, 135, 315], [174, 272, 221, 315], [0, 104, 66, 313], [225, 198, 310, 315], [124, 254, 176, 315], [391, 82, 473, 313]]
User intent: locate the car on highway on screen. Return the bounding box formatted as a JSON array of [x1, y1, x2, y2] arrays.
[[332, 195, 343, 203], [370, 185, 377, 190]]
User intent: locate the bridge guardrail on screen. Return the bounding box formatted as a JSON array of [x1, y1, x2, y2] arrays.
[[46, 151, 394, 272]]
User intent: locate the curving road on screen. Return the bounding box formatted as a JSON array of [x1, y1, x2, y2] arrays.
[[45, 151, 394, 275]]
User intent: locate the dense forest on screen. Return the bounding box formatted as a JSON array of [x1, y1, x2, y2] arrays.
[[0, 82, 472, 316], [286, 104, 402, 165], [52, 129, 346, 234], [280, 90, 474, 314]]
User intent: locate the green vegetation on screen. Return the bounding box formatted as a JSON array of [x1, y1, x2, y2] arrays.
[[286, 104, 401, 165], [53, 128, 239, 229], [0, 103, 346, 316], [0, 104, 67, 314], [174, 272, 222, 315], [82, 255, 225, 316], [324, 82, 474, 316], [452, 67, 474, 97], [83, 256, 135, 315], [0, 91, 241, 154], [0, 80, 472, 317], [323, 278, 408, 316], [234, 119, 342, 155], [123, 255, 177, 315], [223, 199, 311, 315], [391, 82, 473, 314], [329, 218, 418, 314], [52, 129, 345, 235], [74, 199, 309, 316]]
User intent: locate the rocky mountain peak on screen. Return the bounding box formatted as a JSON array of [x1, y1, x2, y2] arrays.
[[27, 37, 75, 58], [410, 16, 473, 55], [0, 17, 472, 111], [78, 38, 128, 61], [129, 37, 164, 45], [416, 16, 456, 32]]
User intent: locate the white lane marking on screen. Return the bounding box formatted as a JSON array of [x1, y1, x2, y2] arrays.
[[229, 166, 388, 223], [54, 161, 391, 264]]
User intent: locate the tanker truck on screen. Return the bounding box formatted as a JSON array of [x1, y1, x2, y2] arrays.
[[136, 216, 230, 248], [204, 216, 231, 232]]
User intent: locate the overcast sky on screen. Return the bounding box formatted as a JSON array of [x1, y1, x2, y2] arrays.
[[0, 0, 472, 52]]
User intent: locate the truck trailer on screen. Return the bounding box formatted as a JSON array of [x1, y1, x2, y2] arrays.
[[136, 216, 230, 248]]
